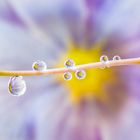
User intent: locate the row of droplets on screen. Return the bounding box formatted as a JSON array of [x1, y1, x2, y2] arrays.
[[63, 55, 121, 80], [8, 55, 121, 96], [100, 55, 121, 63], [33, 59, 86, 80], [100, 55, 121, 68]]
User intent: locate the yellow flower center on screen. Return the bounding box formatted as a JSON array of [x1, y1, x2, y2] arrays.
[[58, 42, 116, 104]]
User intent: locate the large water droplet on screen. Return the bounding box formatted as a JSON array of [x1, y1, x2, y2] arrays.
[[8, 76, 26, 96], [113, 55, 121, 61], [64, 59, 75, 68], [63, 72, 72, 80], [75, 70, 86, 80], [32, 60, 47, 71]]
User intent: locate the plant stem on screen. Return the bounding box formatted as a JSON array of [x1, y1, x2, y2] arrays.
[[0, 57, 140, 77]]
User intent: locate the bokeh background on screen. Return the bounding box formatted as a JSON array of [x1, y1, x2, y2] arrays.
[[0, 0, 140, 140]]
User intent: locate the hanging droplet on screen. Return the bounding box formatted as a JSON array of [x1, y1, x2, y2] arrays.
[[63, 72, 72, 80], [100, 55, 109, 69], [113, 55, 121, 61], [8, 76, 26, 96], [64, 59, 75, 68], [32, 60, 47, 71], [75, 70, 86, 80]]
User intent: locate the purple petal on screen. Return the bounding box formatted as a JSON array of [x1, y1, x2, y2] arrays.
[[0, 1, 25, 26], [85, 0, 105, 10]]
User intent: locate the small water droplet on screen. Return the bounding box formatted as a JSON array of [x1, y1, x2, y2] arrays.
[[113, 55, 121, 61], [63, 72, 72, 80], [32, 60, 47, 71], [8, 76, 26, 96], [100, 55, 109, 69], [75, 70, 86, 80], [64, 59, 75, 68], [100, 55, 109, 62]]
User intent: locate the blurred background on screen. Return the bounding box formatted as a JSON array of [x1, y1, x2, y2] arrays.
[[0, 0, 140, 140]]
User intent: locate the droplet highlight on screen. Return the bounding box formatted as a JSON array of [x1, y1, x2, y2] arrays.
[[75, 70, 86, 80], [32, 60, 47, 71], [63, 72, 72, 80], [8, 76, 26, 96], [64, 59, 75, 68], [113, 55, 121, 61]]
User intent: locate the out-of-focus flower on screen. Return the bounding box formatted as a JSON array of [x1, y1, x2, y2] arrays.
[[0, 0, 140, 140]]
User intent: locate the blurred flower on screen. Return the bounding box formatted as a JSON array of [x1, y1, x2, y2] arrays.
[[0, 0, 140, 140]]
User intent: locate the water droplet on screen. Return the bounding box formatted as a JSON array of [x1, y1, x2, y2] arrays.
[[32, 60, 47, 71], [64, 59, 75, 68], [8, 76, 26, 96], [63, 72, 72, 80], [75, 70, 86, 80], [100, 55, 109, 69], [100, 55, 109, 63], [113, 55, 121, 61]]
